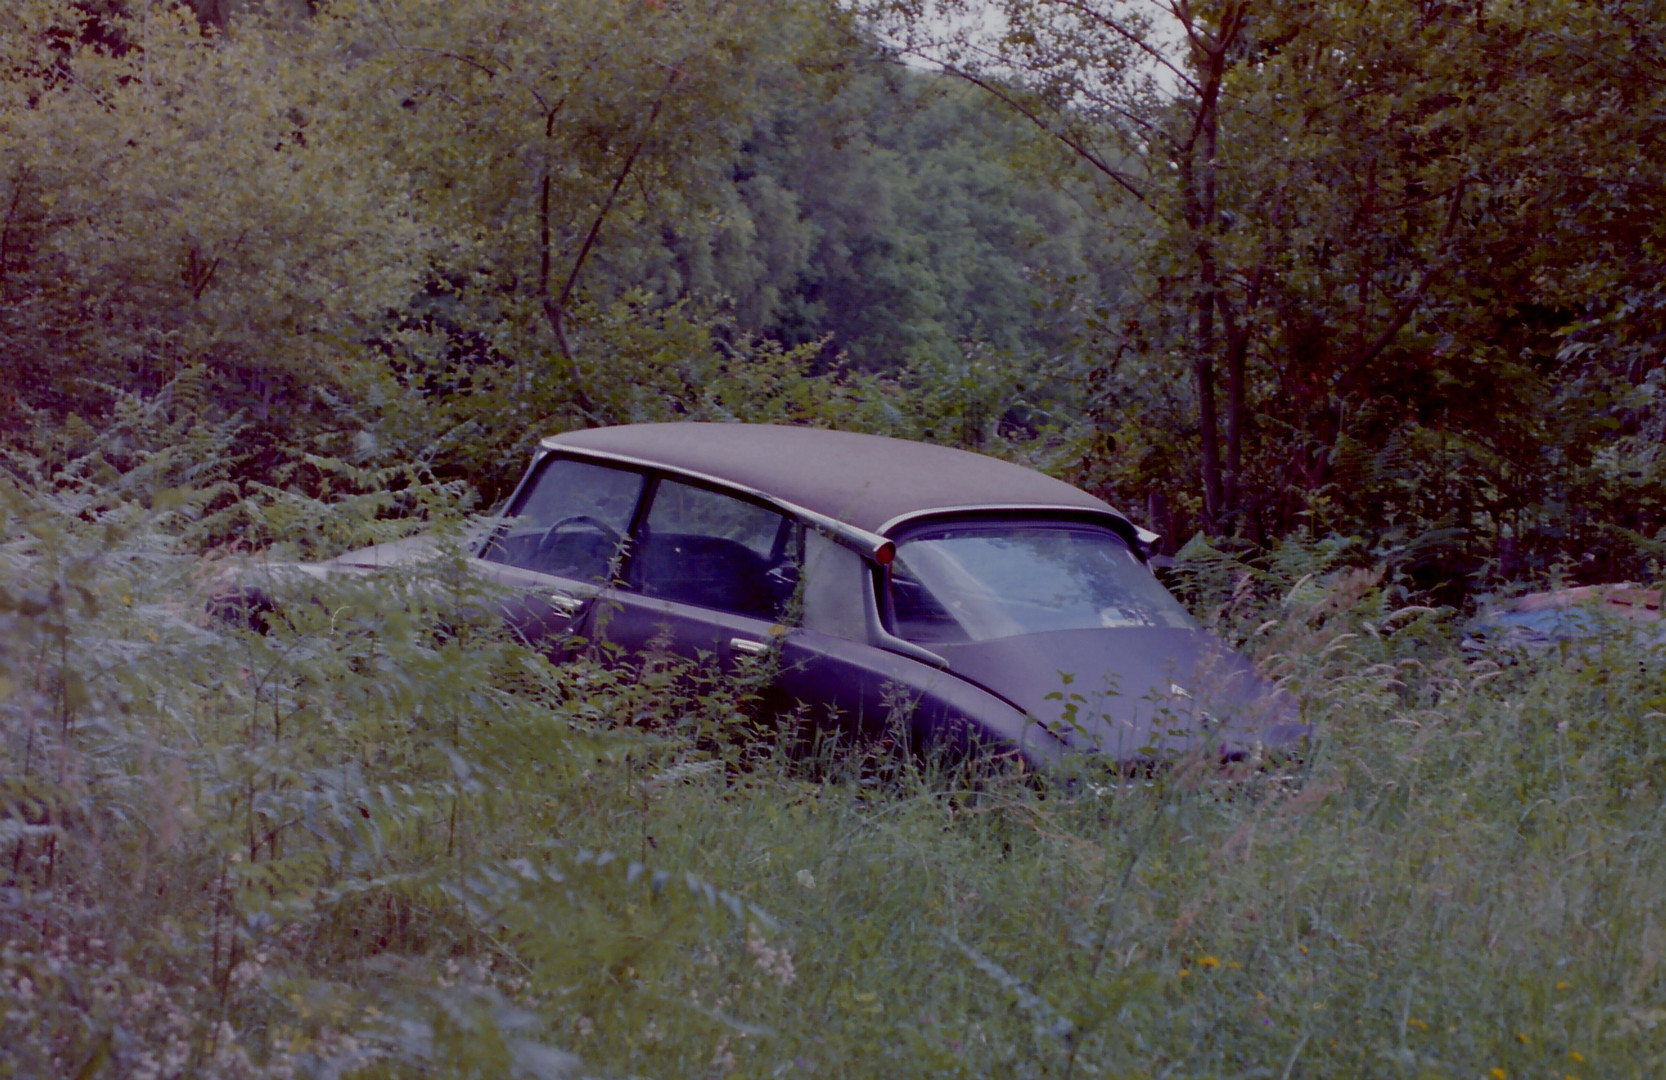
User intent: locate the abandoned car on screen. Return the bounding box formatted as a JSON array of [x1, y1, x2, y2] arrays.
[[284, 423, 1307, 767]]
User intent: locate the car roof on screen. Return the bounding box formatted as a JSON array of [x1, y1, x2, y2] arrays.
[[544, 423, 1123, 536]]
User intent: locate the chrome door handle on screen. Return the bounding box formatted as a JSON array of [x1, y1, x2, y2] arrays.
[[547, 592, 585, 618], [730, 638, 769, 656]]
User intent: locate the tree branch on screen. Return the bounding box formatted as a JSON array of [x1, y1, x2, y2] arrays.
[[926, 60, 1147, 202], [1045, 0, 1203, 97], [1346, 179, 1468, 378], [0, 169, 27, 294], [543, 65, 684, 416]]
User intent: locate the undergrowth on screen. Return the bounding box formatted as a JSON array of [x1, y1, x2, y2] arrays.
[[4, 471, 1666, 1078]]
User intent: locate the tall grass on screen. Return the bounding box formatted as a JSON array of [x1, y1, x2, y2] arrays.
[[4, 477, 1665, 1078]]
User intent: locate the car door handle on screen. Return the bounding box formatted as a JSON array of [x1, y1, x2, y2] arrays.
[[547, 592, 586, 618], [730, 637, 769, 656]]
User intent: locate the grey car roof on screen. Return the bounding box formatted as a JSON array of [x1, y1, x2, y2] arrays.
[[544, 423, 1122, 536]]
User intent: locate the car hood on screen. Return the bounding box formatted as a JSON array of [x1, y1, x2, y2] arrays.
[[936, 627, 1305, 761], [328, 528, 487, 570]]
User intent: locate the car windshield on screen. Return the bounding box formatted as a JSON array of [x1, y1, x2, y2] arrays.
[[888, 521, 1196, 644]]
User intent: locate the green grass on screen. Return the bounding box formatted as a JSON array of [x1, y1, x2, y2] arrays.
[[3, 483, 1665, 1078]]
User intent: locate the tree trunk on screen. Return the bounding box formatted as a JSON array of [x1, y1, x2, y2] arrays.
[[1179, 3, 1242, 532]]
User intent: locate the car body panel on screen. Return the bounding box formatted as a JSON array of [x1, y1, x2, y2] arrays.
[[772, 626, 1071, 762], [253, 423, 1305, 768], [936, 627, 1303, 760], [542, 424, 1131, 540], [478, 560, 605, 658], [585, 588, 781, 671]]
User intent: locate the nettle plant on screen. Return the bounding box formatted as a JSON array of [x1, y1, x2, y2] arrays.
[[0, 472, 786, 1079]]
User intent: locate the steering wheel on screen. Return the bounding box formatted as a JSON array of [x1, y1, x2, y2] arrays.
[[535, 515, 623, 576]]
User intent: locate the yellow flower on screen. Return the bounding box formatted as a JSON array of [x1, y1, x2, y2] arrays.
[[1568, 1051, 1584, 1063], [1197, 955, 1220, 971], [1298, 944, 1309, 954], [1555, 980, 1572, 991], [1490, 1069, 1507, 1080], [1226, 960, 1242, 970], [1406, 1017, 1428, 1031], [1177, 968, 1190, 978], [1516, 1032, 1530, 1045]]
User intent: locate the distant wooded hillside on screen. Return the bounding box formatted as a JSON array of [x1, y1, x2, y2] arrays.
[[5, 0, 1666, 589]]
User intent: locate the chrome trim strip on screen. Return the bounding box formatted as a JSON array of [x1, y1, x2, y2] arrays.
[[472, 445, 556, 556], [861, 565, 948, 669], [539, 442, 896, 563], [876, 504, 1139, 537]]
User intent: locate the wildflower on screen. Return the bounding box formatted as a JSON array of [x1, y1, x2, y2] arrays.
[[1298, 944, 1309, 954], [1568, 1051, 1583, 1063], [1406, 1017, 1428, 1031], [1226, 960, 1242, 970], [1197, 955, 1220, 971], [1490, 1068, 1506, 1079], [1516, 1033, 1529, 1045], [1177, 968, 1190, 978], [746, 925, 796, 987], [1555, 980, 1572, 991]]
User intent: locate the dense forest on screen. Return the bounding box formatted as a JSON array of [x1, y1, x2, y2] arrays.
[[6, 1, 1666, 1077], [7, 0, 1663, 584]]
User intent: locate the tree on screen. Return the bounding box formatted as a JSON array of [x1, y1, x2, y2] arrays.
[[0, 0, 883, 504], [887, 0, 1666, 582], [325, 0, 825, 402], [0, 0, 432, 466], [737, 64, 1119, 373]]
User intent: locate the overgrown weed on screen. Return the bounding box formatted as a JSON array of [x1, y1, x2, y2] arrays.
[[5, 485, 1666, 1076]]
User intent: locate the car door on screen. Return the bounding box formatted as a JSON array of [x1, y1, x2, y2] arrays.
[[765, 533, 953, 748], [593, 476, 801, 673], [473, 455, 647, 655], [768, 533, 1056, 758], [593, 485, 1052, 759]]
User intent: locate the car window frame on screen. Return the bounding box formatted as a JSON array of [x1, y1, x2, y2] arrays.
[[474, 451, 651, 583], [877, 511, 1177, 642], [614, 471, 806, 623]]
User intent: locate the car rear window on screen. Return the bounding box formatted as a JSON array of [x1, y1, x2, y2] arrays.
[[888, 521, 1195, 643]]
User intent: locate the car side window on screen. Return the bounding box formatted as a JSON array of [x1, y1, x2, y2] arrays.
[[481, 457, 644, 582], [627, 478, 800, 620]]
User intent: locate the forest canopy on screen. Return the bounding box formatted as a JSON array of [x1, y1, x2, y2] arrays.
[[9, 4, 1666, 1078], [3, 0, 1665, 589]]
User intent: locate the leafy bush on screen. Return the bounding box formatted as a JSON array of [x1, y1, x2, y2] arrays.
[[0, 475, 777, 1078], [6, 472, 1666, 1077]]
